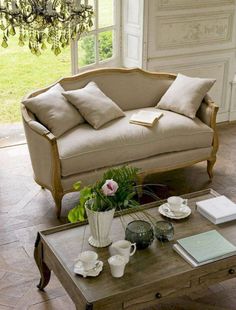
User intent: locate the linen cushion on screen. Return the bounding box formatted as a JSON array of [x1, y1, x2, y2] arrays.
[[57, 107, 213, 177], [62, 81, 125, 129], [22, 83, 84, 137], [156, 73, 216, 119]]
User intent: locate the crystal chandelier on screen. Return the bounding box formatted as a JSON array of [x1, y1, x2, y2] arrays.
[[0, 0, 93, 55]]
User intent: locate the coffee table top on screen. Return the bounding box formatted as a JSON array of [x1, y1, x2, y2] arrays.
[[39, 189, 236, 306]]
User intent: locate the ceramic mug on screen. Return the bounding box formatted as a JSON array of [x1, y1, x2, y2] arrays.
[[77, 250, 98, 271], [167, 196, 188, 213], [108, 255, 127, 278], [109, 240, 136, 263]]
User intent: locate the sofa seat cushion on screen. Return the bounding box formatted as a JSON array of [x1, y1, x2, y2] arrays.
[[57, 108, 214, 177]]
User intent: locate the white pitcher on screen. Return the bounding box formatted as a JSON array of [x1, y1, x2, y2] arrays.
[[109, 240, 136, 263]]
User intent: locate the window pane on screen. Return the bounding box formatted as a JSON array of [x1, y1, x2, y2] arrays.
[[88, 0, 96, 31], [78, 35, 96, 67], [99, 0, 114, 28], [99, 31, 113, 61]]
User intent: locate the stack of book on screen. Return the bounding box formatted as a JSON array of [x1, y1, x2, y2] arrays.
[[196, 195, 236, 224], [129, 110, 163, 127], [173, 230, 236, 267]]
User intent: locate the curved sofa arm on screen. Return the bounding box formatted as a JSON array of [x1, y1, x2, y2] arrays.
[[22, 105, 62, 193], [28, 120, 50, 136], [197, 95, 219, 159], [197, 94, 219, 129]]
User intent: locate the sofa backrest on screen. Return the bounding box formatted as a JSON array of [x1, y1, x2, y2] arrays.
[[58, 68, 176, 111], [26, 68, 176, 111]]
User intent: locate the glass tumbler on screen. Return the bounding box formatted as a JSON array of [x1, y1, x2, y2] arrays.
[[155, 220, 174, 242]]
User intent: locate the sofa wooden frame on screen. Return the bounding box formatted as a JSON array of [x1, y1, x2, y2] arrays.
[[21, 68, 219, 218]]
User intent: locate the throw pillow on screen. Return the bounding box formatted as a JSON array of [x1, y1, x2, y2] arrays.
[[22, 83, 84, 137], [156, 73, 216, 119], [62, 81, 125, 129]]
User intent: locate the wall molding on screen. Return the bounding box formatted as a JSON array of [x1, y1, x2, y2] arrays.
[[156, 0, 235, 11], [154, 12, 233, 50], [229, 75, 236, 121]]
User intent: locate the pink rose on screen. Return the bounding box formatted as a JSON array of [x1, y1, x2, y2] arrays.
[[102, 179, 119, 196]]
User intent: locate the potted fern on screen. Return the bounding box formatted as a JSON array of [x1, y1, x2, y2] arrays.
[[68, 166, 139, 247]]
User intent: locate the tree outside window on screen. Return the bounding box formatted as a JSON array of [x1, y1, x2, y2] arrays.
[[78, 0, 116, 69]]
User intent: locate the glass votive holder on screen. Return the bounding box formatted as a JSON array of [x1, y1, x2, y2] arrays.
[[154, 220, 174, 242], [125, 220, 154, 249]]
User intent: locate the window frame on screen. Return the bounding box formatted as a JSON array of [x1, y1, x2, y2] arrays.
[[70, 0, 121, 75]]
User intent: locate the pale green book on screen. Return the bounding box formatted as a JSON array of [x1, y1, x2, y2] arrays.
[[177, 230, 236, 263]]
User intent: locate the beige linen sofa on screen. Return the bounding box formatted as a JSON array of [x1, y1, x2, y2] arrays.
[[21, 68, 219, 217]]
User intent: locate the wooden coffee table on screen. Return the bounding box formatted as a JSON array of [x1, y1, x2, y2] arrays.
[[34, 189, 236, 310]]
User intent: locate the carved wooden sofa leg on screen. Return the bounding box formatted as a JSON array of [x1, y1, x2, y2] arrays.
[[136, 173, 145, 198], [52, 192, 64, 218], [207, 157, 216, 181]]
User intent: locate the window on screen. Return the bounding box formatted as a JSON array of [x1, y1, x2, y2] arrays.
[[71, 0, 120, 73]]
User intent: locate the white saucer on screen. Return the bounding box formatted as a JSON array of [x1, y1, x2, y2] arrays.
[[74, 260, 103, 278], [158, 203, 191, 219]]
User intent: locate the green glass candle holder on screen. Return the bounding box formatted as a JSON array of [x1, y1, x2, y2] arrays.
[[125, 220, 154, 249], [154, 220, 174, 242]]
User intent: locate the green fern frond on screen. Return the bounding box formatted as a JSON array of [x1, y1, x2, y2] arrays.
[[68, 165, 141, 222], [97, 165, 140, 187]]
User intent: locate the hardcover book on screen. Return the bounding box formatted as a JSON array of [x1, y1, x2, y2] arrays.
[[129, 110, 163, 127], [196, 195, 236, 224], [174, 230, 236, 267], [173, 243, 236, 267]]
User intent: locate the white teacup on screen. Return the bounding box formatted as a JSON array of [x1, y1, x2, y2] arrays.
[[109, 240, 136, 263], [108, 255, 127, 278], [76, 250, 98, 271], [167, 196, 188, 214]]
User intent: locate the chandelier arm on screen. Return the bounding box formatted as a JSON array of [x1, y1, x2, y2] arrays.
[[31, 0, 43, 14], [56, 8, 83, 23], [28, 0, 38, 8], [57, 12, 88, 24], [57, 15, 73, 23], [24, 0, 45, 24], [0, 8, 17, 15], [52, 0, 60, 10], [16, 0, 38, 23]]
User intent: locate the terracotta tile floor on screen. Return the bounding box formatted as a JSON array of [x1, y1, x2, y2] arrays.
[[0, 122, 236, 309]]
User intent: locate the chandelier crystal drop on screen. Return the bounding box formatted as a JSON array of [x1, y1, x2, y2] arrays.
[[0, 0, 93, 55]]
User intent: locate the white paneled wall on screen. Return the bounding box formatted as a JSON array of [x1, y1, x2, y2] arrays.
[[122, 0, 236, 122]]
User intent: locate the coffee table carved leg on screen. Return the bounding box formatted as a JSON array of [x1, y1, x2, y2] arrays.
[[85, 303, 93, 310], [34, 233, 51, 291]]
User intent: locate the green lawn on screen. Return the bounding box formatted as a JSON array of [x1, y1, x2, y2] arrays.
[[0, 37, 71, 123], [0, 0, 113, 123]]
